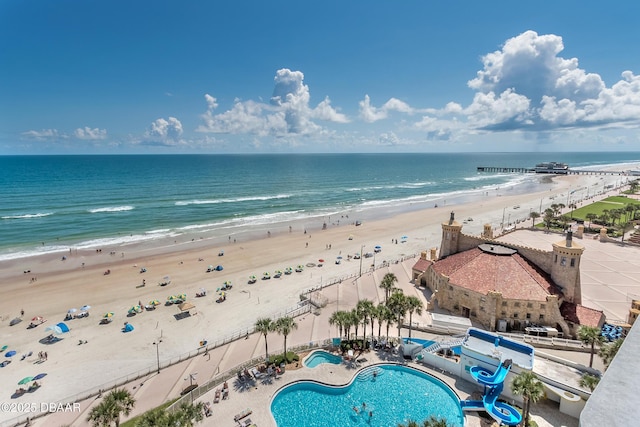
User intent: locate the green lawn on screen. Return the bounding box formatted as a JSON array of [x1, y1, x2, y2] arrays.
[[569, 196, 640, 222]]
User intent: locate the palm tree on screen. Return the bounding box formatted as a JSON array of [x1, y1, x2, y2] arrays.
[[550, 203, 559, 217], [329, 310, 347, 338], [380, 272, 398, 302], [356, 299, 375, 345], [585, 212, 597, 228], [511, 371, 544, 427], [375, 304, 390, 338], [543, 209, 554, 229], [568, 203, 577, 219], [275, 316, 298, 361], [579, 373, 600, 392], [255, 317, 275, 362], [387, 291, 408, 338], [577, 325, 604, 368], [599, 337, 624, 368], [134, 407, 167, 427], [529, 211, 540, 227], [351, 308, 361, 339], [405, 296, 423, 338], [88, 388, 136, 427], [87, 399, 117, 427]]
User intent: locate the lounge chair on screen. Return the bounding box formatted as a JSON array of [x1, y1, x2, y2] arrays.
[[239, 418, 253, 427], [234, 408, 252, 422], [213, 389, 221, 403], [222, 388, 229, 400]]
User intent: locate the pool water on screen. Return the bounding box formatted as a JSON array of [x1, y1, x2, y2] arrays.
[[303, 350, 343, 368], [271, 364, 464, 427]]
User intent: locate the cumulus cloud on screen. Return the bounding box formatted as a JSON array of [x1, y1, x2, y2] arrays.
[[74, 127, 107, 140], [143, 117, 184, 145], [358, 95, 415, 123], [198, 69, 349, 137], [461, 30, 640, 132]]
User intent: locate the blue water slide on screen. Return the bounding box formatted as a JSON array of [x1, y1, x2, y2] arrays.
[[470, 359, 512, 386], [482, 380, 522, 426]]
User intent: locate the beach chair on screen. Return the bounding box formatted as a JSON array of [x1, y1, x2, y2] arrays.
[[213, 389, 221, 404], [234, 409, 252, 422], [239, 418, 253, 427]]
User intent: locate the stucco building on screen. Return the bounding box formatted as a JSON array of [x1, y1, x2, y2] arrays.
[[413, 212, 604, 338]]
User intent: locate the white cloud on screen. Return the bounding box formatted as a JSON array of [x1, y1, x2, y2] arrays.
[[204, 94, 218, 110], [143, 117, 184, 145], [21, 129, 66, 140], [198, 68, 348, 138], [74, 127, 107, 140], [313, 96, 349, 123], [358, 95, 415, 123], [459, 30, 640, 132]]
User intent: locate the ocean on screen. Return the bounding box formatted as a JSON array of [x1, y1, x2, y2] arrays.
[[1, 152, 639, 261]]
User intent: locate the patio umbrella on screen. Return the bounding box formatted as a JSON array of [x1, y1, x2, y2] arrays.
[[32, 373, 47, 380], [5, 350, 16, 358], [103, 312, 114, 318], [374, 245, 381, 250], [80, 305, 91, 311], [149, 299, 160, 306], [18, 376, 34, 385]]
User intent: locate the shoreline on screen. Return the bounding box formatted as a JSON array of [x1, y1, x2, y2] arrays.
[[0, 169, 627, 423]]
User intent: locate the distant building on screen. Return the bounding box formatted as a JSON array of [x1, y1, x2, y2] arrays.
[[412, 212, 604, 338]]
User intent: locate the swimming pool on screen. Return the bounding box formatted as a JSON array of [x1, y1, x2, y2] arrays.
[[271, 364, 464, 427], [303, 350, 343, 368]]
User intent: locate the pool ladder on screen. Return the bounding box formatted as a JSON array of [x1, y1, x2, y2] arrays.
[[357, 366, 384, 381]]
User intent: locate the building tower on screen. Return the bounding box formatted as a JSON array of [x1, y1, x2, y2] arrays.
[[551, 231, 584, 304], [439, 211, 463, 258]]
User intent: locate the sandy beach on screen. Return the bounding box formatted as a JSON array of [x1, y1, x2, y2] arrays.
[[0, 170, 625, 424]]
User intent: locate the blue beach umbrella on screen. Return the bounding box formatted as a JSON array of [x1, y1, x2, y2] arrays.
[[5, 350, 16, 358], [33, 373, 47, 380], [55, 322, 70, 333]]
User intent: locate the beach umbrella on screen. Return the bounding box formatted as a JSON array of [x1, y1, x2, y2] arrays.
[[31, 316, 44, 322], [178, 293, 186, 300], [32, 373, 47, 381], [167, 295, 175, 301], [18, 376, 34, 385], [55, 322, 70, 333], [0, 345, 7, 352], [374, 245, 381, 250], [80, 305, 91, 311], [5, 350, 16, 358], [103, 312, 114, 318], [67, 308, 77, 314], [223, 280, 231, 286], [149, 299, 160, 306]]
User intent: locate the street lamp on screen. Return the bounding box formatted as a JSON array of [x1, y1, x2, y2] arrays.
[[185, 373, 198, 403], [153, 339, 162, 374], [359, 245, 364, 277]]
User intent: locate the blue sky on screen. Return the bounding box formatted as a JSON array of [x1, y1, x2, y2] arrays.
[[2, 1, 640, 154]]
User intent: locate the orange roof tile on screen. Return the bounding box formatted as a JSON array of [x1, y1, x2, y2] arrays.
[[432, 247, 562, 301], [560, 302, 605, 327], [412, 258, 432, 273]]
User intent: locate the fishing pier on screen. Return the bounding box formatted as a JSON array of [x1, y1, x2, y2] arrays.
[[476, 165, 627, 176]]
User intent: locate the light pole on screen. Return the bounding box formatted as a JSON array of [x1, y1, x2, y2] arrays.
[[185, 373, 198, 403], [153, 339, 162, 374], [359, 245, 364, 277]]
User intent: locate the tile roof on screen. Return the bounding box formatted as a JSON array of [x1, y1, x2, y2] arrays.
[[431, 247, 562, 301], [560, 302, 605, 327], [412, 258, 432, 273]]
